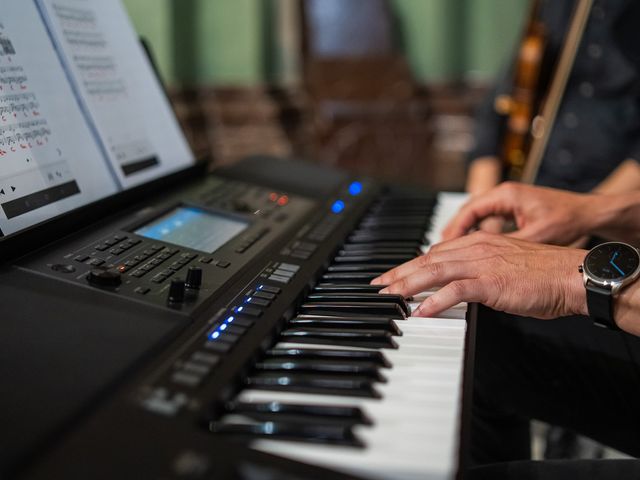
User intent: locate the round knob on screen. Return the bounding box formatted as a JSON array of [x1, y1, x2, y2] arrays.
[[168, 278, 186, 304], [87, 267, 122, 288], [185, 266, 202, 290]]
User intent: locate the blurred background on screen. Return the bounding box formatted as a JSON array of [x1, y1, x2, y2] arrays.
[[123, 0, 528, 191]]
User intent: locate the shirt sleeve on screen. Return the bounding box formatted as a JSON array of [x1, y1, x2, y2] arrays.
[[625, 139, 640, 163], [466, 62, 513, 166]]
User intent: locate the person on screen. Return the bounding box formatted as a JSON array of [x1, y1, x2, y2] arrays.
[[371, 182, 640, 479], [467, 0, 640, 199]]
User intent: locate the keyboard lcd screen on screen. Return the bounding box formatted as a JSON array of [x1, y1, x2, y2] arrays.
[[135, 207, 248, 253]]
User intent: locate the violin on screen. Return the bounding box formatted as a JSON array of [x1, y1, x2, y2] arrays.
[[497, 0, 593, 183], [496, 0, 548, 180]]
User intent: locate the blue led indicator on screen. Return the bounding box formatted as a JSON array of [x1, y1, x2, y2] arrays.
[[348, 182, 363, 196], [236, 306, 244, 312], [226, 316, 235, 323], [331, 200, 345, 214], [209, 331, 220, 340], [219, 323, 227, 331], [245, 297, 253, 303], [257, 285, 264, 290]]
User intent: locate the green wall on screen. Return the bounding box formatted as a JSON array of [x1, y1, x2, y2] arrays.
[[123, 0, 528, 86]]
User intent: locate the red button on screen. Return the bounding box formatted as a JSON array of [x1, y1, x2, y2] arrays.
[[277, 195, 289, 206]]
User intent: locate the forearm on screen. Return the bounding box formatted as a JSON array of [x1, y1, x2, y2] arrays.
[[587, 192, 640, 245], [466, 157, 502, 195], [592, 159, 640, 195]]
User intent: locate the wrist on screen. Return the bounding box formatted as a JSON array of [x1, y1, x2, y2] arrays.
[[591, 193, 640, 236], [579, 193, 611, 235], [466, 157, 501, 195], [565, 249, 589, 316], [613, 281, 640, 335]]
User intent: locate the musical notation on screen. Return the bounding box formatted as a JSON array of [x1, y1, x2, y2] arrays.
[[0, 120, 51, 157], [74, 54, 116, 80], [0, 23, 16, 57], [85, 80, 127, 98], [0, 36, 16, 57], [0, 93, 40, 121], [0, 66, 27, 91], [52, 4, 97, 27], [54, 4, 127, 102]]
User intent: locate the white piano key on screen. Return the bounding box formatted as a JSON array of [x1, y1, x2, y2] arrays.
[[408, 302, 467, 319], [243, 193, 469, 480], [424, 192, 469, 248]]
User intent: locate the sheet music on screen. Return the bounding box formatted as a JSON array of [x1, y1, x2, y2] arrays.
[[0, 0, 117, 236], [37, 0, 195, 189]]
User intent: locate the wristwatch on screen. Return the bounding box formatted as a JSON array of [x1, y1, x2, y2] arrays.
[[580, 242, 640, 330]]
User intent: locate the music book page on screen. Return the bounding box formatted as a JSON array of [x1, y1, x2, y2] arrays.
[[0, 0, 117, 236], [36, 0, 195, 189]]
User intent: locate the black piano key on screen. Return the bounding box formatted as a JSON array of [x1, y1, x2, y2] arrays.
[[321, 272, 382, 283], [246, 372, 382, 398], [313, 283, 387, 294], [299, 302, 406, 318], [357, 223, 428, 232], [280, 327, 399, 349], [306, 293, 410, 316], [341, 241, 422, 250], [332, 254, 415, 264], [359, 216, 429, 226], [290, 315, 403, 334], [226, 401, 373, 426], [254, 358, 387, 382], [367, 209, 431, 217], [210, 416, 364, 447], [337, 247, 420, 256], [348, 236, 423, 245], [326, 264, 396, 273], [265, 348, 393, 368], [351, 229, 425, 239]]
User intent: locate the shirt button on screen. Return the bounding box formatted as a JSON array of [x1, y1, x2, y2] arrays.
[[563, 112, 579, 129], [587, 43, 603, 59], [579, 82, 594, 98], [558, 149, 573, 166]]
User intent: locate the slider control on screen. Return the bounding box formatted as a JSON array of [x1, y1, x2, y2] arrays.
[[185, 266, 203, 290]]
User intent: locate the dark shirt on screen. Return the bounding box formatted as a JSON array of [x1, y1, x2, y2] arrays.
[[470, 0, 640, 193]]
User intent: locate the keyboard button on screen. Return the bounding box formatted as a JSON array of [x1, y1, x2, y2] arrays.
[[247, 297, 271, 307], [278, 263, 300, 273], [259, 285, 281, 294], [230, 317, 255, 328], [236, 305, 263, 317], [253, 291, 276, 300], [190, 351, 220, 366], [171, 371, 202, 387], [269, 274, 290, 284], [204, 341, 233, 353], [182, 362, 211, 376]]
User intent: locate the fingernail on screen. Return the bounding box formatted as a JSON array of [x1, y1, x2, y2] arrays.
[[371, 277, 381, 285], [379, 287, 389, 294]]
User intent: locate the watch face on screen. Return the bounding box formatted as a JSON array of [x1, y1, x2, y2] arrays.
[[584, 242, 640, 281]]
